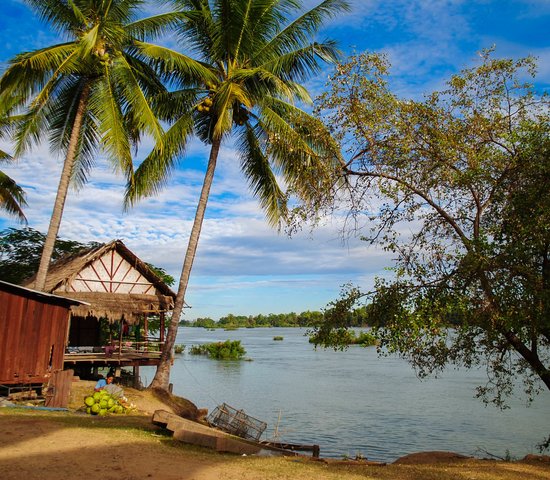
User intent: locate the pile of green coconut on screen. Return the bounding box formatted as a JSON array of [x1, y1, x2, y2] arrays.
[[83, 390, 128, 416]]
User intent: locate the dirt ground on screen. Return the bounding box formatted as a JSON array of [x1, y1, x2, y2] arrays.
[[1, 381, 549, 480]]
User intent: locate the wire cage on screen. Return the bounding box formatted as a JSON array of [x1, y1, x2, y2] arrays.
[[207, 403, 267, 441]]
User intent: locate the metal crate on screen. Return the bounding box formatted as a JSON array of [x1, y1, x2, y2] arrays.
[[207, 403, 267, 441]]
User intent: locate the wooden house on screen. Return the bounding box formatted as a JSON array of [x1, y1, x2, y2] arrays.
[[24, 240, 177, 380], [0, 280, 85, 386]]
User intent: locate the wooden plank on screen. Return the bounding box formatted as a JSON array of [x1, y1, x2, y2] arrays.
[[44, 369, 74, 408]]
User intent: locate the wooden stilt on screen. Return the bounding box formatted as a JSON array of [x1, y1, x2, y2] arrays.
[[134, 365, 140, 389], [160, 312, 165, 344]]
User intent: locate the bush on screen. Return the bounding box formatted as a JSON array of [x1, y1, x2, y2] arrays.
[[309, 330, 378, 347], [189, 340, 246, 360]]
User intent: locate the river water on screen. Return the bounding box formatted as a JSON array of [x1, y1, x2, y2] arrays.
[[142, 327, 550, 462]]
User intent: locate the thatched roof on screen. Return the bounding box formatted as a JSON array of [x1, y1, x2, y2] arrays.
[[24, 240, 177, 323]]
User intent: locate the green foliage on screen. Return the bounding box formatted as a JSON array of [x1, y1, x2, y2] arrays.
[[189, 340, 246, 360], [308, 51, 550, 406], [173, 344, 185, 354], [146, 263, 175, 287], [273, 336, 284, 341], [0, 227, 100, 284]]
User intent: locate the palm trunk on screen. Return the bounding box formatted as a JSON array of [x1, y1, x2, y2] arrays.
[[34, 82, 91, 291], [150, 138, 222, 390]]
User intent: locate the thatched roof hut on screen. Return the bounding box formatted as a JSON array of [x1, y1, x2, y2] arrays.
[[25, 240, 176, 324]]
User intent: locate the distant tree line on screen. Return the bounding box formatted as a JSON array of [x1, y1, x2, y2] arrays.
[[181, 306, 373, 329]]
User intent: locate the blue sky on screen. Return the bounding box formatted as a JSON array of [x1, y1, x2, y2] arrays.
[[1, 0, 549, 320]]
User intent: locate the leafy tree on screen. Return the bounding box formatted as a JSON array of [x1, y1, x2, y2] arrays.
[[126, 0, 349, 390], [0, 0, 192, 291], [0, 227, 99, 284], [308, 51, 550, 406], [190, 317, 217, 328]]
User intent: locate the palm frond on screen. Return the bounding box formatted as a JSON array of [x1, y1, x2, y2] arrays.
[[47, 77, 99, 188], [262, 40, 341, 82], [152, 88, 200, 122], [66, 0, 88, 27], [237, 121, 287, 225], [126, 11, 189, 40], [0, 43, 79, 105], [11, 100, 50, 158], [22, 0, 79, 36], [132, 41, 216, 87], [76, 23, 100, 58], [0, 169, 27, 222], [125, 111, 195, 206], [89, 71, 133, 178], [111, 53, 165, 147], [256, 0, 350, 61], [258, 97, 343, 204], [230, 67, 305, 104], [174, 1, 216, 59]]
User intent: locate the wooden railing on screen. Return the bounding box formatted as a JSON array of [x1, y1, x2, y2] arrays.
[[66, 338, 165, 357]]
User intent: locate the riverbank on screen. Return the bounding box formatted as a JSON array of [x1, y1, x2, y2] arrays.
[[1, 388, 549, 480]]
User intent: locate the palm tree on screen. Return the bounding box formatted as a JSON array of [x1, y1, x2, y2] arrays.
[[0, 0, 207, 290], [126, 0, 349, 390]]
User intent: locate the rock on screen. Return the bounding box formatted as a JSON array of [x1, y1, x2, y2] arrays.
[[521, 454, 550, 463]]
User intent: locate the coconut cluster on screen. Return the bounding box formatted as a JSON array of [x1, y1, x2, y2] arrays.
[[83, 390, 128, 416]]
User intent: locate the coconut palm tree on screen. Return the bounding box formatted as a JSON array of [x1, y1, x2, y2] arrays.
[[126, 0, 349, 389], [0, 0, 209, 291]]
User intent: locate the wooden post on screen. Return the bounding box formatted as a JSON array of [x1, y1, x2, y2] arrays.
[[118, 318, 123, 358], [313, 445, 320, 458], [160, 311, 165, 344], [144, 314, 149, 352], [133, 365, 140, 389]]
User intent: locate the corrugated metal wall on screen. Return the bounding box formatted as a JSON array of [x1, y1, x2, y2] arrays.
[[0, 289, 71, 384]]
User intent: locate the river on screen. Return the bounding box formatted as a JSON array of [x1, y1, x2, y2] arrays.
[[142, 327, 550, 462]]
